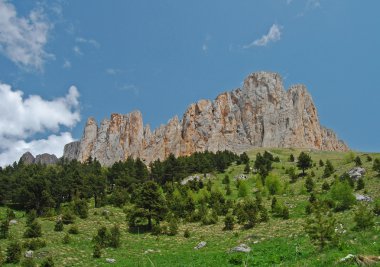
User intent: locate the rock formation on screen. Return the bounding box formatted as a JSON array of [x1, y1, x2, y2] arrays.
[[63, 72, 349, 166], [19, 152, 59, 165]]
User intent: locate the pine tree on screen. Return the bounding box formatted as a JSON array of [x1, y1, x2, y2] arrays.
[[93, 244, 102, 258], [109, 225, 121, 248], [226, 184, 232, 196], [354, 156, 362, 166], [356, 178, 365, 191], [54, 220, 64, 232], [40, 256, 55, 267], [6, 241, 22, 263], [244, 163, 250, 174], [24, 220, 42, 238], [289, 154, 295, 162], [305, 176, 314, 193], [322, 181, 330, 191], [373, 158, 380, 176], [319, 159, 324, 167], [297, 152, 313, 176], [224, 213, 235, 230], [304, 202, 338, 250], [222, 175, 230, 184], [0, 219, 9, 239], [353, 204, 375, 230], [323, 160, 335, 178]]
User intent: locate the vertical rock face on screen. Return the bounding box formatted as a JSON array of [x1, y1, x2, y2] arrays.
[[63, 72, 349, 165]]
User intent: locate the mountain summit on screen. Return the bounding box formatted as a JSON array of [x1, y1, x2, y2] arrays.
[[63, 72, 348, 165]]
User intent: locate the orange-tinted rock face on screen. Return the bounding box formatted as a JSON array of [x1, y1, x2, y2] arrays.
[[64, 72, 349, 166]]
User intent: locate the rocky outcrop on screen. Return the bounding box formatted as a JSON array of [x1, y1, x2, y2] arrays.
[[19, 152, 59, 165], [63, 72, 349, 166]]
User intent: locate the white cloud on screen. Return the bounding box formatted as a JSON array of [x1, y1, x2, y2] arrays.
[[75, 37, 100, 48], [0, 83, 81, 166], [0, 132, 75, 166], [244, 24, 283, 48], [119, 84, 139, 96], [307, 0, 321, 9], [106, 68, 122, 75], [73, 45, 82, 55], [0, 0, 53, 70], [63, 59, 71, 69], [201, 34, 211, 53]]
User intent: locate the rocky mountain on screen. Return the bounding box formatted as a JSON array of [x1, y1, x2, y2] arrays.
[[20, 152, 59, 165], [63, 72, 349, 166]]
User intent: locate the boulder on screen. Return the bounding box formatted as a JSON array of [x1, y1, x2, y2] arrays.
[[9, 219, 17, 225], [355, 194, 373, 202], [106, 258, 116, 264], [347, 167, 366, 180], [194, 241, 207, 250], [25, 250, 33, 258], [229, 244, 251, 253]]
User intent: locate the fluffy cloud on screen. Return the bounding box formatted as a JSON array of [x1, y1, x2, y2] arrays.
[[0, 83, 80, 166], [244, 24, 283, 48], [0, 0, 52, 70], [0, 133, 75, 166]]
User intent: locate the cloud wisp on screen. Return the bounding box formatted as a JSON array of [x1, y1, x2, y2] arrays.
[[0, 0, 53, 71], [0, 83, 81, 166], [244, 24, 283, 48]]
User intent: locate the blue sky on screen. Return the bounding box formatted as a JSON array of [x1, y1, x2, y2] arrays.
[[0, 0, 379, 165]]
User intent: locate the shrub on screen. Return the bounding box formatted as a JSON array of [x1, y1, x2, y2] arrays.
[[323, 160, 335, 178], [0, 246, 3, 265], [6, 209, 16, 220], [304, 202, 339, 250], [73, 199, 89, 219], [356, 178, 365, 191], [54, 220, 64, 232], [354, 156, 362, 166], [24, 221, 42, 238], [287, 167, 298, 183], [62, 233, 71, 244], [289, 154, 295, 162], [266, 174, 283, 195], [151, 224, 162, 236], [40, 256, 55, 267], [68, 225, 79, 235], [6, 241, 22, 263], [238, 181, 249, 197], [305, 176, 314, 193], [226, 184, 232, 196], [62, 211, 75, 225], [344, 151, 355, 164], [93, 244, 102, 258], [0, 219, 9, 239], [373, 158, 380, 176], [21, 258, 37, 267], [330, 181, 356, 211], [93, 226, 110, 248], [168, 219, 178, 236], [319, 159, 324, 167], [222, 175, 230, 184], [374, 199, 380, 216], [229, 254, 244, 265], [282, 206, 289, 219], [224, 213, 235, 230], [23, 239, 46, 250], [353, 204, 375, 230], [109, 225, 121, 248], [184, 229, 190, 238], [322, 181, 330, 191], [26, 210, 37, 226]]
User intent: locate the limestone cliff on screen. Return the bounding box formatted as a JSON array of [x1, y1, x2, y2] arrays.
[[63, 72, 348, 165]]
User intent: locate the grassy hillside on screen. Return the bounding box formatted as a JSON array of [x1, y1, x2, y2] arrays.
[[0, 148, 379, 266]]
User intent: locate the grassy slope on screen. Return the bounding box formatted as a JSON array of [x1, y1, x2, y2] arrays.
[[0, 148, 380, 267]]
